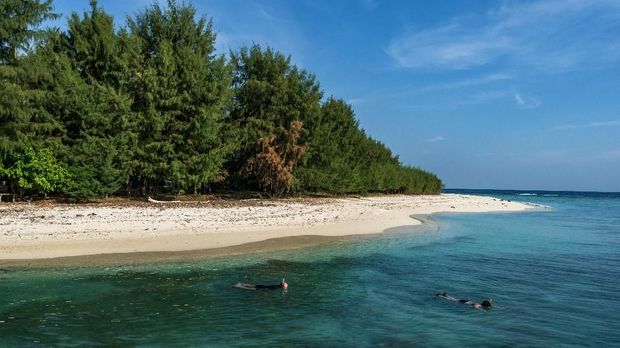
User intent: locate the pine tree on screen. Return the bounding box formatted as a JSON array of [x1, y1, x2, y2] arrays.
[[48, 1, 136, 198], [296, 97, 366, 193], [1, 0, 442, 198], [128, 0, 232, 195], [0, 0, 56, 64], [228, 44, 322, 191], [0, 0, 62, 195], [297, 97, 443, 194]]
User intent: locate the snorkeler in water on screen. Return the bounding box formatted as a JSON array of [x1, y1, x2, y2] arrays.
[[436, 292, 492, 310], [235, 279, 289, 290]]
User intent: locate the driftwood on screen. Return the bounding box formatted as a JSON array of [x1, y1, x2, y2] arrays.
[[147, 196, 181, 204]]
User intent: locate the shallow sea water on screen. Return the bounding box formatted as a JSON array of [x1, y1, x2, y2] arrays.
[[1, 190, 619, 347]]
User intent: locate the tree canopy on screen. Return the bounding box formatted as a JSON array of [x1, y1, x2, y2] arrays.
[[0, 0, 442, 199]]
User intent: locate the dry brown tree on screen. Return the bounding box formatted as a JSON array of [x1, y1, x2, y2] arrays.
[[244, 120, 306, 196]]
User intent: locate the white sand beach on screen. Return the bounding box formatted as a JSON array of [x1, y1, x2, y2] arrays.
[[0, 194, 538, 261]]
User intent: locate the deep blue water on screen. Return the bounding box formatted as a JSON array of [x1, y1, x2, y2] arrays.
[[1, 190, 619, 347]]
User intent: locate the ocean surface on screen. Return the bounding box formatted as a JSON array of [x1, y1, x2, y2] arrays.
[[1, 190, 619, 347]]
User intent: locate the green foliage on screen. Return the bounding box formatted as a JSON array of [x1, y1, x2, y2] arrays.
[[0, 0, 441, 199], [52, 2, 136, 198], [0, 0, 57, 64], [296, 97, 442, 194], [0, 0, 61, 169], [64, 137, 122, 199], [295, 97, 366, 193], [0, 146, 71, 195], [127, 0, 232, 194], [228, 44, 322, 189], [65, 0, 125, 85]]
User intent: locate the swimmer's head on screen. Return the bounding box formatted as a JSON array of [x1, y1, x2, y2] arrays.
[[481, 299, 492, 308], [281, 278, 288, 289]]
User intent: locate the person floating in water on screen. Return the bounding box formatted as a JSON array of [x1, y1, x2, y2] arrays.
[[235, 279, 289, 290], [436, 292, 492, 310]]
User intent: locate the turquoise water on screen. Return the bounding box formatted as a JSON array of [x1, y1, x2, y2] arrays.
[[1, 191, 619, 347]]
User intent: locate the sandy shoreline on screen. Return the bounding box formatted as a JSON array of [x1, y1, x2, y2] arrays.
[[0, 194, 539, 263]]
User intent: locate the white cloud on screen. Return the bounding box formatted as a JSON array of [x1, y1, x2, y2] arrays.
[[386, 0, 620, 72], [514, 93, 541, 109], [425, 136, 445, 143], [590, 121, 620, 127], [553, 120, 620, 130], [413, 73, 513, 94], [386, 24, 510, 69], [455, 90, 512, 105], [347, 98, 367, 105], [514, 94, 525, 105]]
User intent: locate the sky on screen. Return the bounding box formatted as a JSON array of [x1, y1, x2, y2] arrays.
[[48, 0, 620, 192]]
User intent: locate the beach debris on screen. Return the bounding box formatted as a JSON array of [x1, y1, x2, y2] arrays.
[[147, 197, 181, 204]]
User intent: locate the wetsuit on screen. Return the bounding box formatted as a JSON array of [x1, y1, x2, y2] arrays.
[[234, 281, 287, 290], [254, 284, 283, 290], [437, 293, 483, 308]]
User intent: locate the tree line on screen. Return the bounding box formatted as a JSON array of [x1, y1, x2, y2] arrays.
[[0, 0, 442, 199]]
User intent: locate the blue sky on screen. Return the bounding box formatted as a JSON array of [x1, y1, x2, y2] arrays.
[[49, 0, 620, 191]]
